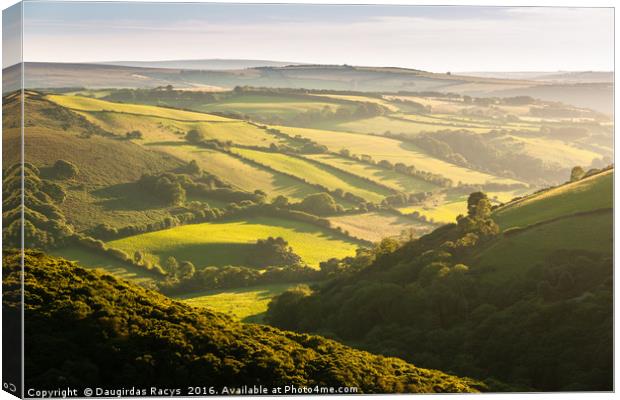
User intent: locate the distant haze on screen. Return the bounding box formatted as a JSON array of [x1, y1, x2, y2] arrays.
[[11, 3, 613, 72]]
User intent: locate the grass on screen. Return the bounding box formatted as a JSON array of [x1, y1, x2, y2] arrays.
[[274, 125, 520, 185], [199, 94, 354, 119], [46, 94, 233, 122], [233, 148, 393, 202], [156, 145, 328, 203], [50, 245, 156, 284], [329, 211, 433, 242], [176, 282, 296, 322], [475, 211, 613, 282], [503, 135, 601, 168], [106, 216, 361, 269], [23, 126, 182, 186], [398, 194, 469, 224], [305, 153, 437, 193], [309, 93, 401, 112], [76, 110, 286, 148], [494, 170, 613, 229]]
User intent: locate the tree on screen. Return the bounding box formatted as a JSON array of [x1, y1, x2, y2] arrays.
[[570, 166, 586, 182], [125, 130, 143, 140], [467, 192, 488, 218], [296, 193, 340, 216], [248, 237, 302, 267], [187, 160, 201, 175], [186, 129, 205, 144], [178, 261, 196, 280], [271, 195, 289, 208], [165, 256, 179, 275], [52, 159, 79, 180]]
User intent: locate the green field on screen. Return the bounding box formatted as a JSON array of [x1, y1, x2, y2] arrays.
[[310, 93, 401, 112], [198, 94, 355, 119], [398, 193, 469, 224], [177, 282, 296, 322], [305, 153, 437, 193], [47, 94, 233, 122], [494, 170, 613, 229], [329, 211, 433, 242], [233, 148, 392, 202], [273, 125, 522, 185], [107, 216, 361, 268], [476, 211, 613, 282], [503, 135, 601, 168], [77, 110, 285, 148]]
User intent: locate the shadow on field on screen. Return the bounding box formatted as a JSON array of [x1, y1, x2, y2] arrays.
[[151, 242, 258, 268], [91, 182, 165, 211]]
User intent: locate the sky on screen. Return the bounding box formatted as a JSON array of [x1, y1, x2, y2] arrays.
[[5, 2, 614, 71]]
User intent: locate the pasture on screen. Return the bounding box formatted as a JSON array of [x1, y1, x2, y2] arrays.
[[46, 94, 233, 122], [177, 282, 296, 322], [476, 211, 613, 282], [305, 153, 437, 193], [273, 125, 521, 185], [329, 211, 434, 242], [493, 170, 613, 229], [233, 148, 393, 202], [106, 216, 361, 268]]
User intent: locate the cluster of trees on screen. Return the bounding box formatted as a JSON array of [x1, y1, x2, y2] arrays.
[[6, 250, 481, 393], [51, 159, 80, 180], [3, 163, 73, 249], [382, 191, 433, 208], [265, 192, 612, 391], [409, 130, 565, 184], [264, 128, 329, 154], [337, 148, 453, 187], [125, 130, 143, 140], [138, 173, 186, 206], [291, 193, 343, 216], [185, 129, 232, 151], [248, 236, 302, 268]]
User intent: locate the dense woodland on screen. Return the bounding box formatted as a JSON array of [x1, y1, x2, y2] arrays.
[[4, 250, 482, 393]]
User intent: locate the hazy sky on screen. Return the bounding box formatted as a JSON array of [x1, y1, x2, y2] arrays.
[[10, 2, 615, 71]]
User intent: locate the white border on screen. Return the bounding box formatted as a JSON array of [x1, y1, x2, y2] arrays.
[[0, 1, 616, 400]]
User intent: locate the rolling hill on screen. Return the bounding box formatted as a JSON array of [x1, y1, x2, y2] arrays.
[[11, 61, 613, 114], [264, 169, 613, 391], [5, 250, 483, 393]]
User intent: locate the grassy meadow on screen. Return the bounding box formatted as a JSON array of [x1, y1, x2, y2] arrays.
[[107, 216, 361, 268], [176, 282, 297, 322]]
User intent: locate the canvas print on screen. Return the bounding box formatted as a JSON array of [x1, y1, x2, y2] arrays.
[[2, 1, 614, 397]]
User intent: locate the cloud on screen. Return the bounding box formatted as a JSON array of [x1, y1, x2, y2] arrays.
[[21, 4, 613, 71]]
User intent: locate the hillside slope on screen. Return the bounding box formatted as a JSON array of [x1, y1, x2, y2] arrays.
[[4, 250, 482, 393], [493, 168, 613, 229], [265, 172, 613, 391]]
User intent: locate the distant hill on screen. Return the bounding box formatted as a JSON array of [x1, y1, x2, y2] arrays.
[[9, 62, 613, 114], [3, 249, 483, 393], [264, 169, 613, 391], [458, 71, 613, 83], [100, 58, 301, 70]]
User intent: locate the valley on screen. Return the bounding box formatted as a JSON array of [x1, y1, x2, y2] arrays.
[[4, 64, 613, 393]]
